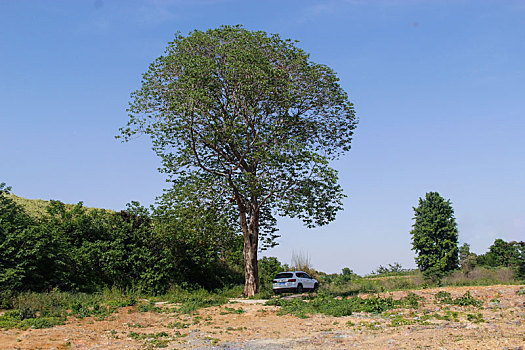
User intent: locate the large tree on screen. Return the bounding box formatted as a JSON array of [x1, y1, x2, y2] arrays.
[[410, 192, 459, 282], [119, 26, 358, 296]]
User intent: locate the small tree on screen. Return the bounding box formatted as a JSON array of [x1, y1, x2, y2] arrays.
[[458, 243, 477, 276], [410, 192, 459, 282], [119, 26, 357, 296]]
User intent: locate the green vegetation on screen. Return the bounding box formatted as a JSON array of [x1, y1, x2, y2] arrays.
[[0, 286, 242, 330], [266, 292, 422, 318], [0, 182, 243, 294], [474, 239, 525, 279], [0, 289, 135, 330], [258, 257, 288, 293], [163, 286, 237, 314], [119, 25, 358, 296], [434, 291, 483, 307], [1, 181, 522, 334], [411, 192, 459, 282], [6, 193, 113, 218], [128, 331, 172, 349]]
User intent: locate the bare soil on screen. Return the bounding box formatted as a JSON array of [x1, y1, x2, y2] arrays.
[[1, 285, 524, 349]]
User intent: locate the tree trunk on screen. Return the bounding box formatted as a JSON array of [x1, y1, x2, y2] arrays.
[[240, 205, 259, 297]]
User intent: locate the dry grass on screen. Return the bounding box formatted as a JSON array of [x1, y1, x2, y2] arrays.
[[443, 267, 516, 286]]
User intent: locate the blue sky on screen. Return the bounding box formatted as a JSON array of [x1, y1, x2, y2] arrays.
[[1, 0, 524, 274]]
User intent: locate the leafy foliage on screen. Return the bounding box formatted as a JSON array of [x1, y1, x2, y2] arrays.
[[410, 192, 459, 282], [258, 257, 287, 292], [0, 183, 242, 294], [476, 239, 525, 280], [119, 25, 357, 295], [372, 262, 407, 276]]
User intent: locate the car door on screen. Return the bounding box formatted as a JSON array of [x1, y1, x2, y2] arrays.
[[302, 273, 314, 289], [297, 272, 313, 289]]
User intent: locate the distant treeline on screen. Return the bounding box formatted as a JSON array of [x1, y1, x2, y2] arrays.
[[459, 239, 524, 278], [0, 183, 244, 294]]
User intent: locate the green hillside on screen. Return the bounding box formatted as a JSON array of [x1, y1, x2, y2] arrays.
[[7, 193, 114, 218]]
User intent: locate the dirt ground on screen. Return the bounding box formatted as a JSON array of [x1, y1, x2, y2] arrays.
[[1, 285, 524, 350]]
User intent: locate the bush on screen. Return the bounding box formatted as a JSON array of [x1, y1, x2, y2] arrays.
[[258, 257, 286, 292], [0, 182, 244, 294]]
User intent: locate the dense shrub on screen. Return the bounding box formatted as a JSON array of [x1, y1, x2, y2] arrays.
[[258, 257, 287, 292], [0, 183, 243, 294]]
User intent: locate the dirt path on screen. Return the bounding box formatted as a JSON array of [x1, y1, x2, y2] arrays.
[[1, 285, 524, 349]]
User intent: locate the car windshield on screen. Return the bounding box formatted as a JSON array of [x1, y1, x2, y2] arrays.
[[275, 273, 293, 279]]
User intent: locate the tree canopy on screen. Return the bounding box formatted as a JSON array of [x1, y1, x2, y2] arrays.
[[119, 25, 358, 295], [410, 192, 459, 282]]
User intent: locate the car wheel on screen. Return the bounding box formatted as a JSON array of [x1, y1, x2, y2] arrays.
[[313, 283, 319, 292], [273, 290, 280, 295], [296, 284, 303, 294]]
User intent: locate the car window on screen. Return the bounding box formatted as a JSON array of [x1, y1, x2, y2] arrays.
[[303, 273, 311, 279], [296, 272, 306, 278], [275, 273, 293, 279]]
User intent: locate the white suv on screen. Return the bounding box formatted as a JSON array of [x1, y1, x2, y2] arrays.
[[272, 271, 318, 294]]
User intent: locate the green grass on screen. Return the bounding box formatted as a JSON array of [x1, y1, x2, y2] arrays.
[[320, 267, 520, 297], [7, 193, 114, 218], [0, 289, 136, 330], [0, 285, 242, 330]]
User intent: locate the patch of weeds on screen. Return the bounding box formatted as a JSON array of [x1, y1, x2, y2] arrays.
[[109, 330, 119, 339], [445, 310, 459, 322], [144, 338, 170, 349], [220, 307, 245, 315], [401, 292, 423, 308], [127, 322, 148, 328], [345, 320, 355, 326], [266, 292, 421, 318], [358, 321, 382, 330], [191, 315, 202, 324], [466, 313, 485, 323], [388, 315, 416, 327], [516, 288, 524, 296], [128, 331, 169, 340], [138, 300, 162, 313], [226, 326, 245, 331], [434, 291, 453, 304], [166, 321, 189, 329], [251, 290, 274, 299], [0, 309, 65, 330], [454, 292, 483, 307], [431, 312, 451, 321], [70, 300, 114, 319], [165, 288, 229, 314], [434, 291, 483, 307], [205, 337, 220, 345]]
